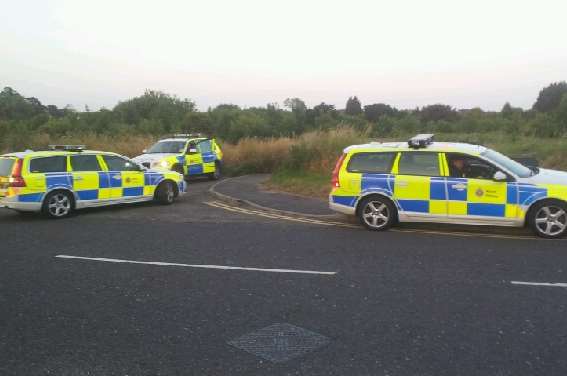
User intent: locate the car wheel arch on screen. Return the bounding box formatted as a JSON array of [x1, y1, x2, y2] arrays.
[[524, 197, 567, 227], [155, 179, 179, 198], [42, 188, 77, 209], [355, 192, 398, 218]]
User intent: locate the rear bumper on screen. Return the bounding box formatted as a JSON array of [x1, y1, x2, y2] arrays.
[[329, 196, 356, 215], [0, 197, 42, 212]]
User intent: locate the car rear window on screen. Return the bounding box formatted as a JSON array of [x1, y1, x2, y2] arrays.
[[0, 158, 15, 176], [70, 155, 102, 172], [29, 156, 68, 173], [347, 152, 396, 173]]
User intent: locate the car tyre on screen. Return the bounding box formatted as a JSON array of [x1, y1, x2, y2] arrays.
[[42, 190, 74, 219], [155, 181, 175, 205], [528, 199, 567, 239], [357, 195, 396, 231]]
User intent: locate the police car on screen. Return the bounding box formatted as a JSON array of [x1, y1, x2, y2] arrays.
[[0, 145, 186, 219], [133, 134, 223, 180], [329, 134, 567, 238]]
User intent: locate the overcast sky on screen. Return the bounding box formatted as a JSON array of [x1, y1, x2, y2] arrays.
[[1, 0, 566, 111]]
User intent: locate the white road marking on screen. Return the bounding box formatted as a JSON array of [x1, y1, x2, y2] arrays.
[[511, 281, 567, 288], [55, 255, 337, 276]]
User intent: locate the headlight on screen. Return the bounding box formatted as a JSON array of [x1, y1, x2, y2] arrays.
[[151, 160, 170, 168]]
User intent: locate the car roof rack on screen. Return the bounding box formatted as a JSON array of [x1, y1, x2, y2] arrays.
[[408, 134, 434, 149], [48, 145, 86, 152]]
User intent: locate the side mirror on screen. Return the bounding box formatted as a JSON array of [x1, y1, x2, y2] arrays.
[[493, 171, 507, 181]]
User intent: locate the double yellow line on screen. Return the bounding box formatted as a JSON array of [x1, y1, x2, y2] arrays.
[[205, 200, 556, 241], [205, 201, 360, 228]]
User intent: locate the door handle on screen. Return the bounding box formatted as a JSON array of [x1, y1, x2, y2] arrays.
[[397, 181, 409, 187], [112, 175, 122, 180], [74, 177, 83, 181], [451, 183, 466, 191]]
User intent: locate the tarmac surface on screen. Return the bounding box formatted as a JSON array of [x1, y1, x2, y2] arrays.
[[1, 177, 567, 376]]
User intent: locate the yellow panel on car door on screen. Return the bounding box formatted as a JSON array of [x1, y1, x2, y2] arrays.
[[393, 175, 430, 200], [467, 179, 507, 204]]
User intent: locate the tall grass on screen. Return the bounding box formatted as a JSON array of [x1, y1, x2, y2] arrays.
[[221, 137, 294, 175], [3, 129, 566, 197]]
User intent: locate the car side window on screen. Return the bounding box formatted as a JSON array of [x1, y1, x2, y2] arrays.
[[347, 152, 396, 173], [446, 153, 498, 180], [70, 155, 102, 172], [197, 140, 212, 154], [29, 156, 68, 173], [102, 155, 140, 172], [398, 152, 441, 176]]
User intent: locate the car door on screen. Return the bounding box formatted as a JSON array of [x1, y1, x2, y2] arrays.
[[445, 153, 517, 223], [393, 151, 448, 218], [69, 154, 107, 202], [198, 140, 216, 174], [185, 141, 204, 175], [101, 155, 145, 201]]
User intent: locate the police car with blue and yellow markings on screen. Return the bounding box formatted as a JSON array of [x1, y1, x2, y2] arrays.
[[330, 134, 567, 238], [133, 134, 223, 180], [0, 145, 186, 219]]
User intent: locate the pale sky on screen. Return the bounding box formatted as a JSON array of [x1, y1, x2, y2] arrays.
[[1, 0, 566, 111]]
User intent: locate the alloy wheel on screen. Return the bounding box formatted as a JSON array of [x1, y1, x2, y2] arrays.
[[48, 193, 71, 217], [534, 205, 566, 237], [362, 200, 390, 229]]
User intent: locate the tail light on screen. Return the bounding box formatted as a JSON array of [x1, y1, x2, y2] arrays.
[[9, 159, 26, 187], [331, 154, 346, 188]]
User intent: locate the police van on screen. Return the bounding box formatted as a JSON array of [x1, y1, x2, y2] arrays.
[[0, 145, 186, 218], [329, 134, 567, 238], [133, 134, 223, 180]]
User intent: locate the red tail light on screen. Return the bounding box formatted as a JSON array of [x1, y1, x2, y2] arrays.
[[9, 159, 26, 187], [331, 153, 346, 188]]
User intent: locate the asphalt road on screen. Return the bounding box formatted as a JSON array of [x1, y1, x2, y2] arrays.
[[1, 179, 567, 376]]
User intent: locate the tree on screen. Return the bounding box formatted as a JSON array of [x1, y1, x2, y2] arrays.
[[113, 90, 196, 129], [312, 102, 336, 116], [419, 104, 458, 123], [533, 82, 567, 112], [345, 96, 362, 115], [283, 98, 307, 113], [364, 103, 396, 122], [501, 102, 513, 115], [554, 93, 567, 135]]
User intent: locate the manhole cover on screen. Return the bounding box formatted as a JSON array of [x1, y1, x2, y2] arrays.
[[228, 323, 330, 363]]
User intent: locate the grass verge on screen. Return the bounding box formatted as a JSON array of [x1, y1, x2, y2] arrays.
[[265, 170, 331, 200]]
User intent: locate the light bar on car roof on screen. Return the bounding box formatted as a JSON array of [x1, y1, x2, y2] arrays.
[[408, 134, 434, 149], [172, 133, 203, 138], [48, 145, 86, 152]]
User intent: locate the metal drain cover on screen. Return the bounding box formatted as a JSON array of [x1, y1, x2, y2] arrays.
[[228, 323, 330, 363]]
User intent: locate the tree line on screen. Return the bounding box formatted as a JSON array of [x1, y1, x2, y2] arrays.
[[1, 82, 567, 149]]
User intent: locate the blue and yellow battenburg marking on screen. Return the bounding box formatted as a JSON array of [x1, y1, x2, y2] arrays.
[[331, 170, 564, 221], [155, 139, 221, 176], [16, 170, 183, 203]]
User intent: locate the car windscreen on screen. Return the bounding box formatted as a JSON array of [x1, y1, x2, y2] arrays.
[[146, 141, 186, 154], [481, 149, 532, 178], [0, 158, 15, 176]]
